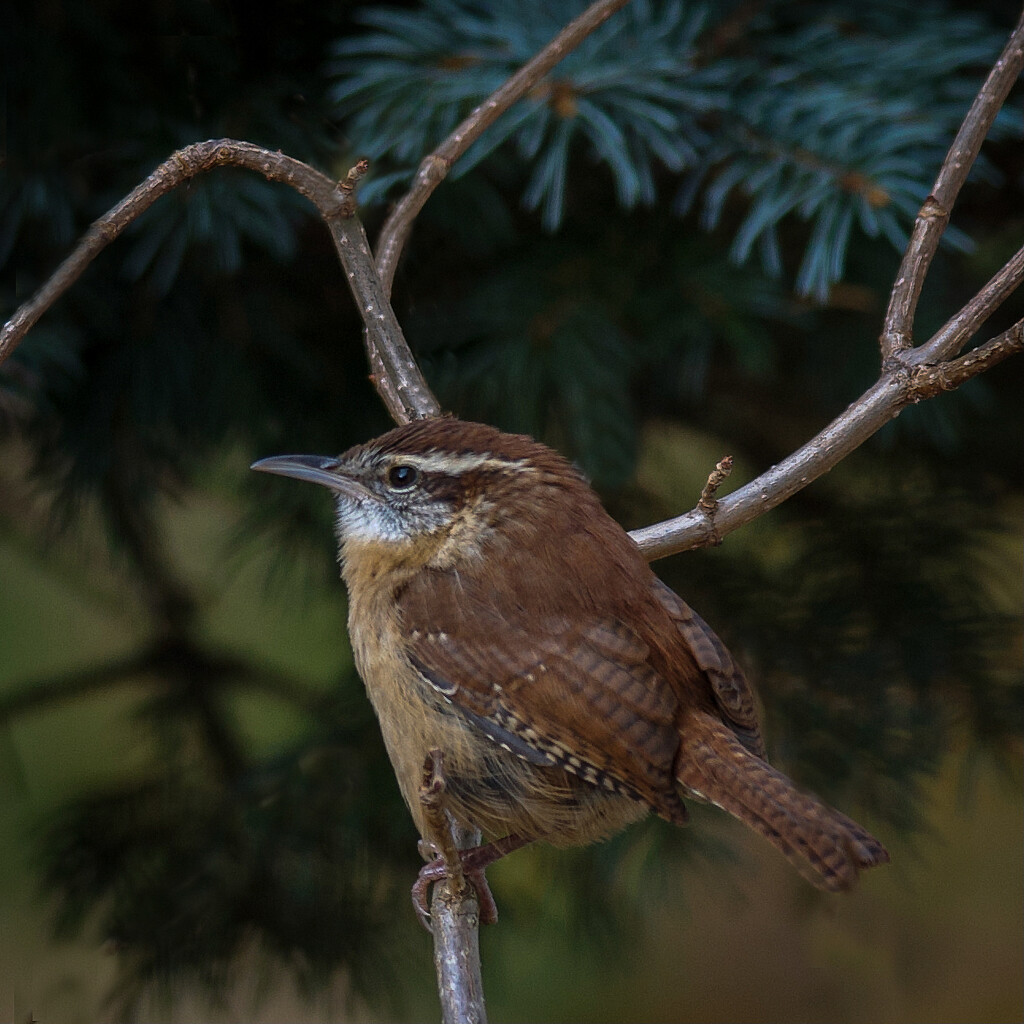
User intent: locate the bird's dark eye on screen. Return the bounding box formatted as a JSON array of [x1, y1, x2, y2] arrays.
[[387, 464, 419, 490]]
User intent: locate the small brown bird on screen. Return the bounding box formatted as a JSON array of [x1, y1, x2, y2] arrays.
[[253, 417, 888, 921]]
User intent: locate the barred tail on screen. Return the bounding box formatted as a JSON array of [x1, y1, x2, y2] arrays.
[[677, 711, 889, 890]]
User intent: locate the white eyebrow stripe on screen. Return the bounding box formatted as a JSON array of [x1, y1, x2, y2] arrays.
[[383, 452, 533, 475]]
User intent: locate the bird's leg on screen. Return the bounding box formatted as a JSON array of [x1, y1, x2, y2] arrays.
[[414, 749, 533, 928], [415, 748, 472, 930], [413, 745, 466, 913]]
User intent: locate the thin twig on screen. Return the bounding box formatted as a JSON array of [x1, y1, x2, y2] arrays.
[[697, 455, 734, 515], [908, 318, 1024, 397], [630, 377, 902, 557], [909, 239, 1024, 366], [337, 157, 371, 218], [879, 9, 1024, 360], [374, 0, 633, 296]]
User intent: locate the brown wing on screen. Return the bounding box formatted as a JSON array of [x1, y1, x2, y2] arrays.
[[652, 579, 766, 758], [397, 571, 688, 823]]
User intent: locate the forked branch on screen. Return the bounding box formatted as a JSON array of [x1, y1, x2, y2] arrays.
[[632, 10, 1024, 559], [0, 140, 438, 423]]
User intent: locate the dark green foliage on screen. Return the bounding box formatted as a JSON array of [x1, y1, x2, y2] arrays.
[[2, 0, 1022, 1016], [683, 2, 1024, 297], [329, 0, 729, 220], [43, 693, 419, 1011], [328, 0, 1022, 296], [413, 240, 640, 485]]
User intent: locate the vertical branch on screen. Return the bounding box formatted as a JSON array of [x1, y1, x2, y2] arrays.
[[431, 831, 488, 1024], [324, 211, 441, 423], [879, 9, 1024, 360], [432, 884, 487, 1024]]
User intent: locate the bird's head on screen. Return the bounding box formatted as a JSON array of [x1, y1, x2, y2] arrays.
[[251, 417, 590, 573]]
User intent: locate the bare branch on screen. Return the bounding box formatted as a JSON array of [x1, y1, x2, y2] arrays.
[[879, 10, 1024, 360], [910, 239, 1024, 366], [374, 0, 633, 296], [0, 140, 440, 421], [909, 318, 1024, 398], [631, 378, 902, 558], [376, 155, 450, 300], [415, 756, 488, 1022], [632, 314, 1024, 560], [324, 207, 441, 422], [0, 140, 338, 367], [431, 860, 488, 1024]]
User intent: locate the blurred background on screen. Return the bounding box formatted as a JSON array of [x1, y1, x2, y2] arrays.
[[2, 1, 1022, 1021]]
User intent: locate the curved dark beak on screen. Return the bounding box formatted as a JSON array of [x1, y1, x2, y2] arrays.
[[251, 454, 376, 502]]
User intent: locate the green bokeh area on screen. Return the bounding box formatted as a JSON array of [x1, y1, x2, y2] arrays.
[[3, 0, 1023, 1020], [1, 434, 1020, 1023]]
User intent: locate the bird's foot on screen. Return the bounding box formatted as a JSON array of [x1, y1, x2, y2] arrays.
[[412, 833, 533, 930], [413, 844, 499, 928]]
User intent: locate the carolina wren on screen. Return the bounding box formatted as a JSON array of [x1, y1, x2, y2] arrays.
[[253, 418, 888, 920]]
